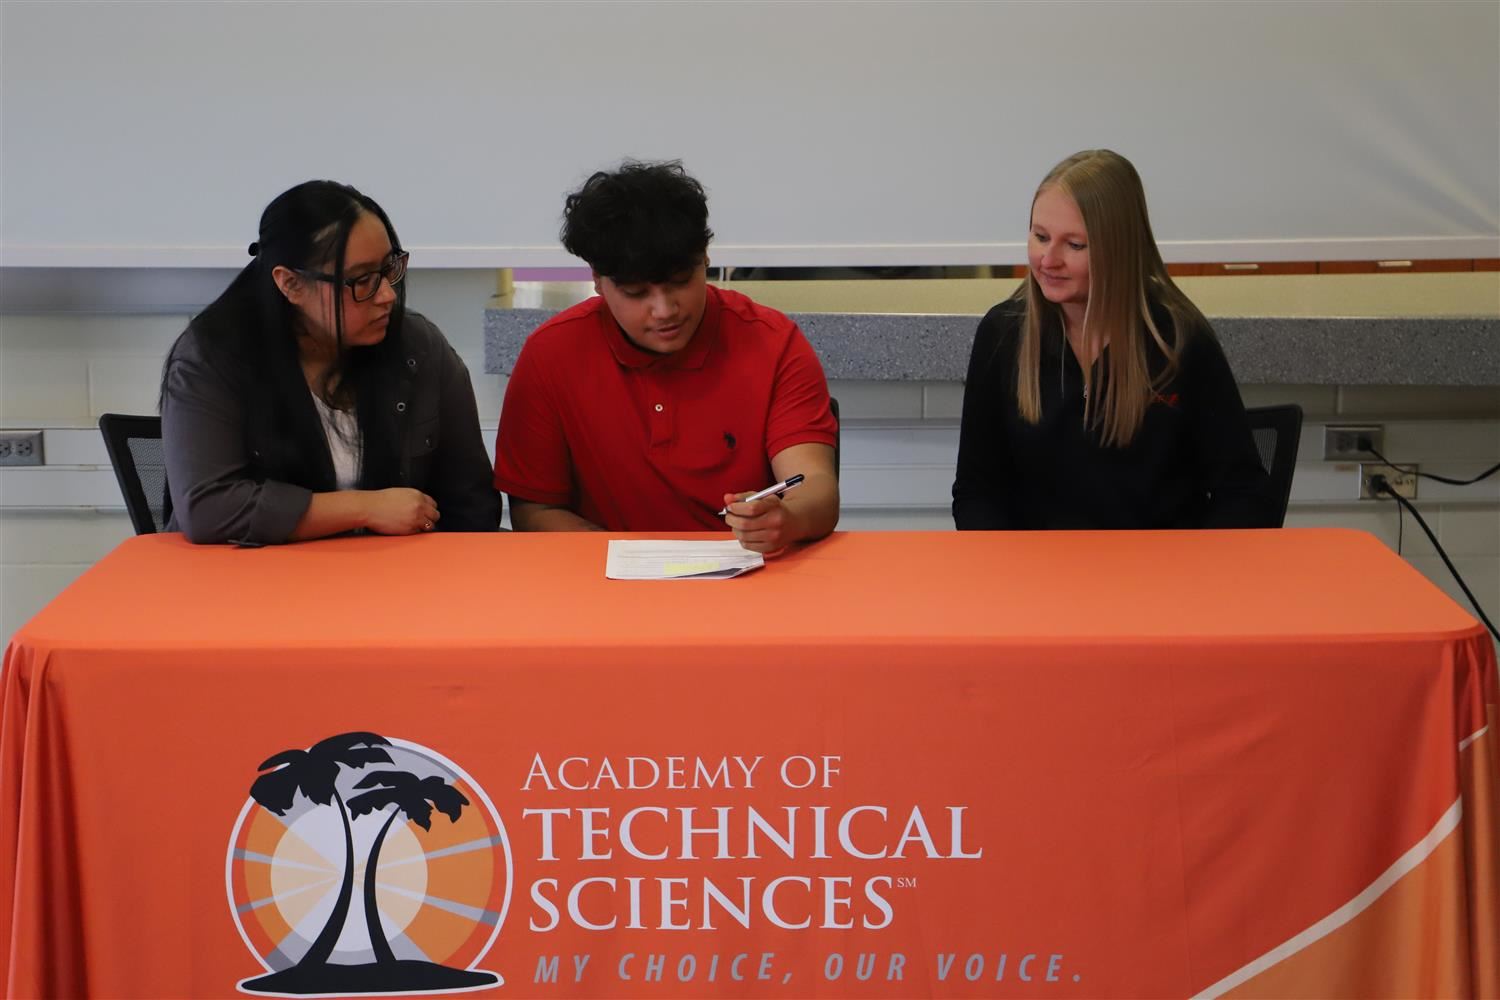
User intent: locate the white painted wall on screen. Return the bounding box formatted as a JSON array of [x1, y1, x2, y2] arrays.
[[3, 1, 1497, 266]]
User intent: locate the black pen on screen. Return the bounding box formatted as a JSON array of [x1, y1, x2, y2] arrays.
[[717, 474, 804, 516]]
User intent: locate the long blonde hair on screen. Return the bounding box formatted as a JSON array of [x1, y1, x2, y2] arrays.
[[1015, 149, 1206, 447]]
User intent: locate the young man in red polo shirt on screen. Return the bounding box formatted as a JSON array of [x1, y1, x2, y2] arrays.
[[493, 160, 839, 553]]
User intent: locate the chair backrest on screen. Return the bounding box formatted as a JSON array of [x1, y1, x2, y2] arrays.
[[829, 396, 840, 479], [98, 413, 171, 534], [1244, 404, 1303, 528]]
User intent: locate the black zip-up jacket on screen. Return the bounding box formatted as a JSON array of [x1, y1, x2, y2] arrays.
[[952, 298, 1272, 530], [162, 311, 500, 544]]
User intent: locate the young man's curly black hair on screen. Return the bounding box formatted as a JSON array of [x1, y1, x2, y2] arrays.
[[560, 160, 714, 283]]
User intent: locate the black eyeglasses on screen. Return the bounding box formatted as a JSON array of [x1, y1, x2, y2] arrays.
[[299, 250, 409, 302]]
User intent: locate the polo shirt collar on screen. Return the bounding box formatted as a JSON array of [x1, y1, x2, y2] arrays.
[[601, 285, 722, 371]]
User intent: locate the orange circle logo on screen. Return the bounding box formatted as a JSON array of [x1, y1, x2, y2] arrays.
[[226, 733, 508, 995]]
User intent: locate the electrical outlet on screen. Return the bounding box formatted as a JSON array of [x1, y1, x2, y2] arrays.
[[1325, 424, 1383, 461], [0, 431, 45, 467], [1360, 462, 1417, 500]]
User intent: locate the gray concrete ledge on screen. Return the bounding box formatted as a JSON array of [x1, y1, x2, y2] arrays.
[[485, 308, 1500, 386]]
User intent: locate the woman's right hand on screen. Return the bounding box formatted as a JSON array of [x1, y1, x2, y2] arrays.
[[364, 488, 440, 535]]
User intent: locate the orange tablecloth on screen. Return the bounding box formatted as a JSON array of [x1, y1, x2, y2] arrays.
[[2, 529, 1496, 999]]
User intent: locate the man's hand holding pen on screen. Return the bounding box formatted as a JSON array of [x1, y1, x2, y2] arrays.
[[721, 474, 804, 555]]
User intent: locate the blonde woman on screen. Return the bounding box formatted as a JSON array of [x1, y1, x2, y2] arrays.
[[953, 150, 1271, 529]]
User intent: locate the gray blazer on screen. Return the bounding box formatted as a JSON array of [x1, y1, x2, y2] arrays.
[[161, 311, 500, 544]]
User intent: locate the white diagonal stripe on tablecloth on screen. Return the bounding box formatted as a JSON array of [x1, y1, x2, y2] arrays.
[[1191, 796, 1463, 1000]]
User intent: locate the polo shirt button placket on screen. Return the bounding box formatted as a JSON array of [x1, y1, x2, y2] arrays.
[[650, 399, 671, 448]]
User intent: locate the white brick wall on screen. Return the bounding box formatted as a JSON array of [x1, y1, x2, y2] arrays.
[[3, 275, 1497, 647]]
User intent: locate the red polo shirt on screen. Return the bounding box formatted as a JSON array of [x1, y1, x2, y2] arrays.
[[494, 285, 837, 531]]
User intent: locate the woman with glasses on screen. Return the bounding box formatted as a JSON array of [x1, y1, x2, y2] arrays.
[[161, 180, 500, 544]]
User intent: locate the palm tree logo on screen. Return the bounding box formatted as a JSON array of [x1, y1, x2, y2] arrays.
[[227, 732, 508, 996]]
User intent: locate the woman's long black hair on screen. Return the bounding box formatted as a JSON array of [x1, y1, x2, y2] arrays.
[[162, 180, 406, 490]]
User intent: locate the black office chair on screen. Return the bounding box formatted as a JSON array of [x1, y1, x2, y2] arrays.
[[829, 396, 840, 479], [1244, 404, 1303, 528], [99, 413, 172, 534]]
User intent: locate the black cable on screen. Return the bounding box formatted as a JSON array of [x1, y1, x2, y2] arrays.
[[1371, 476, 1499, 642], [1358, 438, 1500, 486], [1395, 498, 1403, 556]]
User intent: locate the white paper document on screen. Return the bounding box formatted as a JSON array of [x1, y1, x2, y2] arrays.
[[605, 540, 765, 580]]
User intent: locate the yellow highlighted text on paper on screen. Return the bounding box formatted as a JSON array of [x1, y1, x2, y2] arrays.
[[663, 561, 720, 576]]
